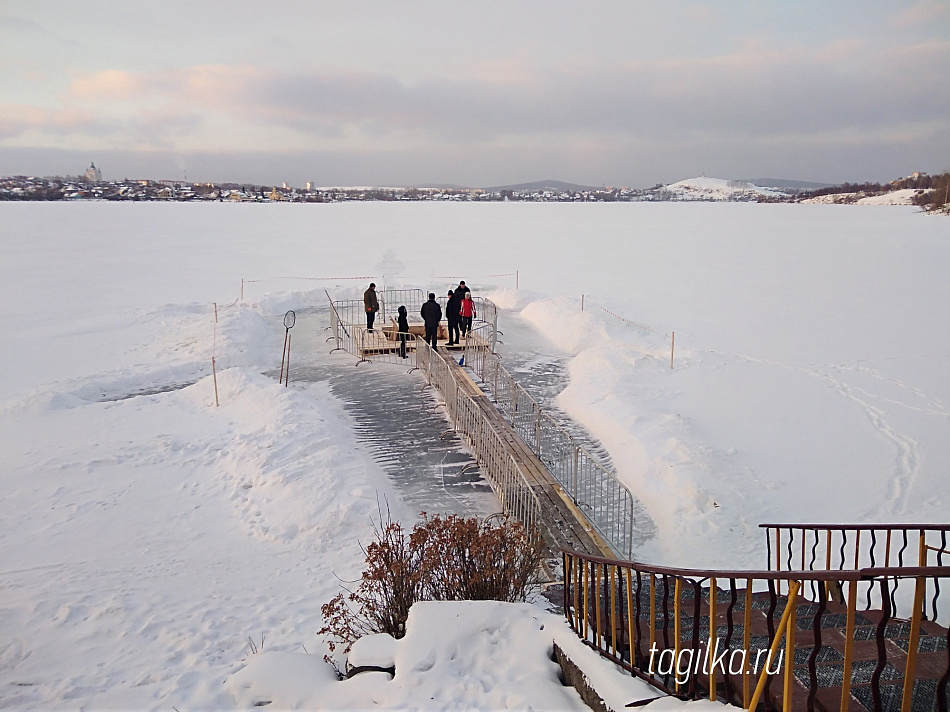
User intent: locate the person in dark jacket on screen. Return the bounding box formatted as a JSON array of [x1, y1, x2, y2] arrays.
[[420, 292, 442, 350], [364, 283, 379, 332], [454, 280, 470, 302], [445, 289, 461, 346], [397, 305, 410, 358]]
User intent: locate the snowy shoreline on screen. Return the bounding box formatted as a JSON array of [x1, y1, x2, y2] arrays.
[[1, 201, 947, 708]]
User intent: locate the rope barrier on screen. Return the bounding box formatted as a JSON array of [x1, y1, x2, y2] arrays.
[[245, 276, 376, 283], [597, 306, 662, 336], [430, 272, 516, 279]]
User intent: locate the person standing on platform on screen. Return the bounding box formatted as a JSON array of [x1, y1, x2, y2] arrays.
[[420, 292, 442, 350], [454, 280, 470, 301], [445, 289, 461, 346], [364, 282, 379, 332], [460, 292, 476, 337], [397, 305, 410, 358]]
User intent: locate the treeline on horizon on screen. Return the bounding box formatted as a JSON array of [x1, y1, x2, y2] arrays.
[[2, 172, 948, 211], [794, 172, 949, 211]]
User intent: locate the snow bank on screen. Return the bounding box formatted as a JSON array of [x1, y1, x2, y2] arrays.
[[802, 189, 922, 205], [226, 600, 662, 710], [510, 205, 950, 568], [2, 201, 948, 708], [856, 189, 923, 205]]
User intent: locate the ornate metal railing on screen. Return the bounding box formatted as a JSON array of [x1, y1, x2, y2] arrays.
[[762, 525, 950, 613], [563, 547, 950, 712], [763, 525, 950, 573]]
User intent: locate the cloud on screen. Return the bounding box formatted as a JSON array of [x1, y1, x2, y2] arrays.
[[0, 16, 46, 33], [0, 103, 99, 139], [4, 35, 949, 185], [892, 0, 950, 26], [71, 70, 152, 100]]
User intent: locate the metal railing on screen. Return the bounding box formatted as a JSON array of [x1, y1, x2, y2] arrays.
[[462, 326, 638, 559], [330, 291, 630, 556], [412, 337, 544, 533], [763, 525, 950, 573], [563, 546, 950, 712], [331, 289, 498, 353], [762, 524, 950, 620]]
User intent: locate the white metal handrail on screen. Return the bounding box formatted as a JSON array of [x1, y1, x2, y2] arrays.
[[412, 338, 543, 532], [332, 290, 499, 357], [462, 326, 637, 559]]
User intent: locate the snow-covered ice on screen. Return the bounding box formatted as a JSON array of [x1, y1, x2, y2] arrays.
[[1, 200, 947, 708]]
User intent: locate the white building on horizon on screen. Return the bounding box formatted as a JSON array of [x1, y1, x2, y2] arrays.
[[84, 162, 102, 183]]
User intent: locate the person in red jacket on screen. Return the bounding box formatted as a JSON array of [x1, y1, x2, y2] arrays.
[[459, 292, 476, 337]]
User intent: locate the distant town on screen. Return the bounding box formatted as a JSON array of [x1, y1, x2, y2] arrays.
[[1, 163, 947, 209]]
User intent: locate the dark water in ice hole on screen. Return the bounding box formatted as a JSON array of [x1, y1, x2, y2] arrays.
[[264, 305, 628, 525], [490, 313, 616, 470]]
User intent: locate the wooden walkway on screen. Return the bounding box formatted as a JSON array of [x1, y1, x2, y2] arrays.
[[437, 348, 613, 559]]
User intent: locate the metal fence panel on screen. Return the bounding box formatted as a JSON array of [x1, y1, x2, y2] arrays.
[[461, 341, 638, 560]]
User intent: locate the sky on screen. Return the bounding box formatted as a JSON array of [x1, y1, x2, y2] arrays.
[[1, 1, 948, 188]]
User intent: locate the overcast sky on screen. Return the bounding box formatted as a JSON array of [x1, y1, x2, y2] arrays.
[[1, 1, 948, 187]]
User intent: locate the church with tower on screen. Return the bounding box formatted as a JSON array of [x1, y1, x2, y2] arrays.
[[84, 162, 102, 183]]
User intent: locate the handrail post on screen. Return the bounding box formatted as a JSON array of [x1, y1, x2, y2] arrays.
[[595, 564, 603, 646], [649, 573, 656, 664], [748, 580, 801, 712], [840, 578, 857, 712], [709, 577, 717, 701], [573, 447, 579, 502], [900, 575, 927, 712], [743, 579, 753, 708], [627, 498, 634, 560], [674, 577, 682, 694], [783, 584, 797, 712], [610, 565, 618, 658], [535, 407, 541, 453], [625, 567, 635, 667]]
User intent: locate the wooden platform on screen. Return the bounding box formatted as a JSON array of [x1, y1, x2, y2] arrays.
[[437, 348, 613, 559]]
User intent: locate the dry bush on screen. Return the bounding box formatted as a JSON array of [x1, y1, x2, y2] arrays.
[[319, 511, 545, 656], [413, 513, 545, 602], [320, 513, 424, 655]]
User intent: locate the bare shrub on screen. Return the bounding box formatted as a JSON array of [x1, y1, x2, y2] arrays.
[[319, 511, 424, 656], [319, 511, 545, 656], [413, 513, 545, 602]]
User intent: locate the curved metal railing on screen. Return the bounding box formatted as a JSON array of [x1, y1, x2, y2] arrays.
[[563, 545, 950, 712]]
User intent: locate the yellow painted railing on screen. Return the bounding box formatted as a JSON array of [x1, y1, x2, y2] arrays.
[[562, 549, 950, 712]]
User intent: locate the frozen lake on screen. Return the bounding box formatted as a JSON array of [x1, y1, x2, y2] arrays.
[[2, 201, 949, 708]]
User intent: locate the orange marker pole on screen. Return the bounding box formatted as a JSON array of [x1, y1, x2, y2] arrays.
[[670, 331, 675, 369]]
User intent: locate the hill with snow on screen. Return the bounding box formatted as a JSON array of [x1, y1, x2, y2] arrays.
[[801, 188, 926, 205], [659, 176, 787, 201]]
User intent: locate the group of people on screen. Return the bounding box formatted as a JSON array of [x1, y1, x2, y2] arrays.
[[363, 281, 477, 357]]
